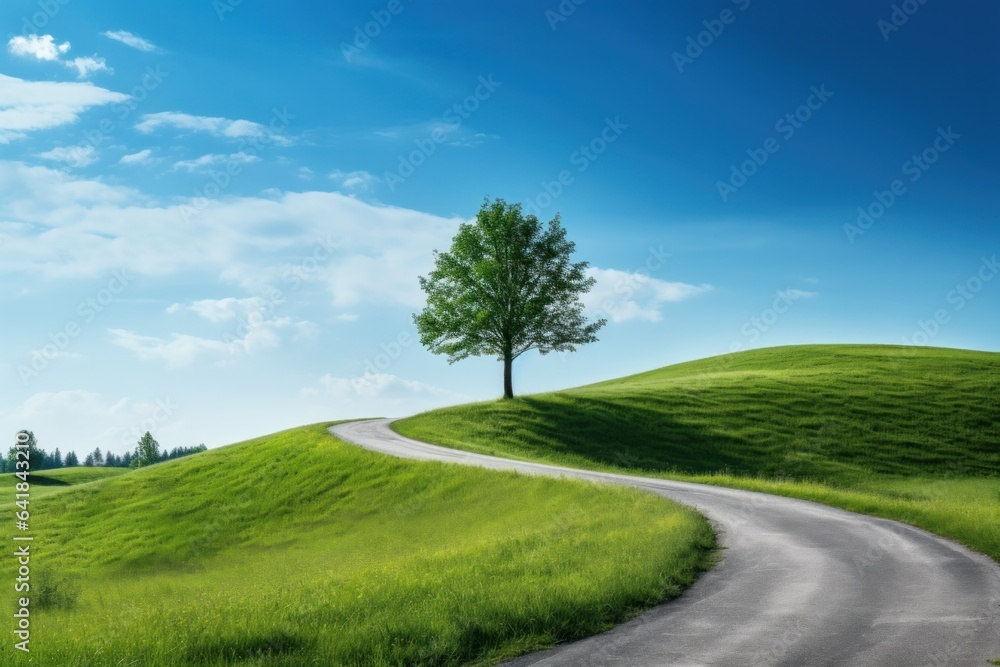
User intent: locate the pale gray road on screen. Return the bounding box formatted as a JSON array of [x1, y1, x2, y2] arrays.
[[330, 419, 1000, 667]]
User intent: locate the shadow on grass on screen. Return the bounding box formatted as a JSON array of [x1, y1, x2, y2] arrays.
[[507, 394, 759, 475], [26, 475, 71, 487]]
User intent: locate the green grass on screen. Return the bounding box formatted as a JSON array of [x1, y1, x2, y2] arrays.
[[395, 344, 1000, 561], [0, 423, 713, 665]]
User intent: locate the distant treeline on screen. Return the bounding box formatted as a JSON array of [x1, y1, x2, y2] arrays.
[[2, 430, 206, 473]]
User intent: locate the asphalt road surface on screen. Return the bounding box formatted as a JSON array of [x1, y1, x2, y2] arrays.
[[330, 419, 1000, 667]]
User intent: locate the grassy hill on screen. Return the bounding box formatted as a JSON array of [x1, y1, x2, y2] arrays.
[[0, 423, 713, 665], [395, 344, 1000, 560]]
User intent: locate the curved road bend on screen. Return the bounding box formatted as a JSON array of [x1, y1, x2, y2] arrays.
[[330, 419, 1000, 667]]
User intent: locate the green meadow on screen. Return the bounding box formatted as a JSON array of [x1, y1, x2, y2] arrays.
[[0, 424, 713, 665], [395, 344, 1000, 561]]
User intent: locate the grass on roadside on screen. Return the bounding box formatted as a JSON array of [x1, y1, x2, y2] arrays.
[[394, 344, 1000, 561], [0, 423, 714, 666]]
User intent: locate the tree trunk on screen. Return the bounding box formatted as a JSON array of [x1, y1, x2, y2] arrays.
[[503, 353, 514, 399]]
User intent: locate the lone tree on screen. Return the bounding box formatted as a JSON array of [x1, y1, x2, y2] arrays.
[[414, 197, 605, 399]]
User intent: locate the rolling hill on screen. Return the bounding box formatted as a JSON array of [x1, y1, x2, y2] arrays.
[[395, 344, 1000, 560], [0, 423, 713, 665]]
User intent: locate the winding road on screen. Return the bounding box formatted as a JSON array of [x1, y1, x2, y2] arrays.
[[330, 419, 1000, 667]]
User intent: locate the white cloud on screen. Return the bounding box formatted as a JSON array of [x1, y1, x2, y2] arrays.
[[0, 161, 461, 307], [172, 296, 274, 323], [114, 296, 317, 366], [336, 313, 359, 322], [172, 152, 259, 172], [7, 34, 70, 61], [102, 30, 160, 53], [119, 149, 153, 165], [0, 74, 128, 142], [329, 169, 379, 192], [583, 267, 712, 323], [65, 56, 112, 78], [37, 144, 98, 168], [7, 35, 111, 79], [136, 112, 291, 144], [110, 329, 238, 367]]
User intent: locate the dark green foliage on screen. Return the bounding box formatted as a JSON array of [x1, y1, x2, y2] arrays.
[[131, 431, 160, 468], [6, 429, 47, 472], [414, 197, 605, 398]]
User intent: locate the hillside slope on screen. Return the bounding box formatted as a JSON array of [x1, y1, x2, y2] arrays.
[[0, 423, 712, 665], [394, 345, 1000, 561], [397, 345, 999, 480]]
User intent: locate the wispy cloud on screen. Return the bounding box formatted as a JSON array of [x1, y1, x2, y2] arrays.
[[102, 30, 161, 53], [329, 169, 379, 192], [111, 299, 316, 367], [37, 144, 98, 168], [0, 161, 460, 308], [65, 56, 112, 78], [136, 111, 292, 144], [169, 296, 275, 323], [172, 152, 260, 172], [583, 267, 712, 323], [119, 149, 153, 166], [112, 295, 320, 368], [303, 372, 466, 402]]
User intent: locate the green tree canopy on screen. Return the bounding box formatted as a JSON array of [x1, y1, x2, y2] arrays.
[[414, 197, 605, 399], [5, 430, 47, 472], [131, 432, 160, 468]]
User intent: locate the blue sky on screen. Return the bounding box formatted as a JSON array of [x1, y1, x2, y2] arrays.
[[1, 0, 997, 455]]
